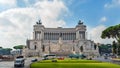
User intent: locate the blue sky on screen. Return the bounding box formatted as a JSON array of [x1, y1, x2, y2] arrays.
[[0, 0, 120, 48], [64, 0, 120, 27]]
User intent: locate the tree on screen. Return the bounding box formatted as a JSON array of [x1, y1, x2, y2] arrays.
[[101, 24, 120, 55], [112, 41, 117, 55], [13, 45, 24, 49], [2, 48, 12, 55], [101, 24, 120, 42], [4, 48, 12, 51], [118, 44, 120, 55], [0, 46, 2, 49], [98, 44, 112, 55]]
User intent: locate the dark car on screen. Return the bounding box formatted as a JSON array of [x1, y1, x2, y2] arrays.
[[31, 58, 38, 62], [104, 56, 108, 59]]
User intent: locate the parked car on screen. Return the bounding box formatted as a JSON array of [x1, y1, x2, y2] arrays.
[[31, 58, 38, 62], [43, 54, 56, 60], [104, 56, 108, 59]]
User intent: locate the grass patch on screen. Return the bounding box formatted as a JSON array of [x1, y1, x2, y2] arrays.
[[38, 59, 101, 63], [30, 59, 120, 68]]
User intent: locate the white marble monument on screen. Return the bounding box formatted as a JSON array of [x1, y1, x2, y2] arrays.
[[25, 20, 99, 57]]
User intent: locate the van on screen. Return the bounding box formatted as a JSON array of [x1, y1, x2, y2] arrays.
[[14, 58, 24, 67]]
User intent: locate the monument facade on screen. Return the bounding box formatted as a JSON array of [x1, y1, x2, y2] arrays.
[[25, 20, 99, 57]]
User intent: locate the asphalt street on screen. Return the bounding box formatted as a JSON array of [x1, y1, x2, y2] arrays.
[[0, 57, 36, 68]]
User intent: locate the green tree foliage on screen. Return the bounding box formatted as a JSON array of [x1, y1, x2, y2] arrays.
[[0, 46, 2, 49], [4, 48, 12, 51], [101, 24, 120, 55], [101, 24, 120, 42], [98, 44, 112, 55], [118, 45, 120, 55], [13, 45, 24, 49], [0, 48, 12, 55]]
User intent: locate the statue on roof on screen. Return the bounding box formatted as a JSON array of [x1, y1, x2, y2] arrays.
[[38, 19, 42, 24], [78, 20, 83, 25], [36, 19, 42, 25]]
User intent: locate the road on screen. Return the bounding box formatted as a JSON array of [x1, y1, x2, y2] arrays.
[[0, 57, 37, 68], [93, 56, 112, 62], [0, 61, 14, 68], [0, 56, 119, 68], [93, 56, 120, 65]]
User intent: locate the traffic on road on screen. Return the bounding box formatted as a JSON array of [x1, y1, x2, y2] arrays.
[[0, 57, 35, 68]]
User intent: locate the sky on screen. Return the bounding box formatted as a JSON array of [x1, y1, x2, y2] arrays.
[[0, 0, 120, 48]]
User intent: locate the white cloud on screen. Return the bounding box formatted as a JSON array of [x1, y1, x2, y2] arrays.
[[87, 25, 114, 44], [0, 0, 68, 48], [100, 16, 107, 22], [33, 0, 68, 27], [0, 0, 16, 5], [0, 0, 17, 9], [104, 0, 120, 8]]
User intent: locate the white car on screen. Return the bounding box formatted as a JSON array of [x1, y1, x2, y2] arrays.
[[14, 58, 25, 67]]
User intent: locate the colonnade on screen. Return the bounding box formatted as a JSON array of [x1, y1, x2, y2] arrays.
[[44, 32, 76, 40]]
